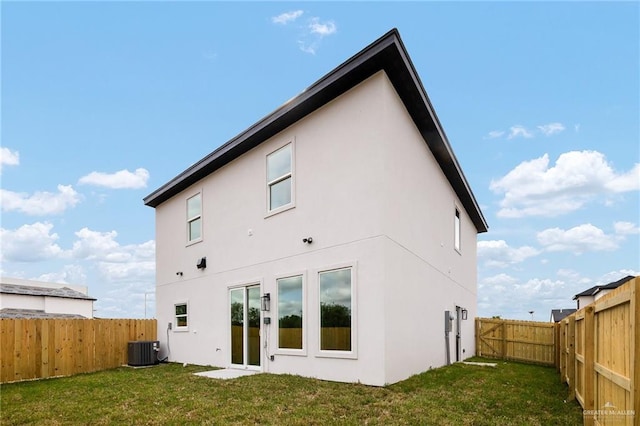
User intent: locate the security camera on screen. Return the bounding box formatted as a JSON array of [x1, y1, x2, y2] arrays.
[[302, 237, 313, 244]]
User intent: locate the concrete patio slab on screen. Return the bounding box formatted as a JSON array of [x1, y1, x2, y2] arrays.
[[194, 369, 260, 379]]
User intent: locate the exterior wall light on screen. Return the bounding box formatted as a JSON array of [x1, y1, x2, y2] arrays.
[[261, 293, 271, 312], [196, 257, 207, 269], [461, 309, 468, 320]]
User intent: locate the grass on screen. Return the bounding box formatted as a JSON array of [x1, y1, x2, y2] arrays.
[[1, 358, 583, 425]]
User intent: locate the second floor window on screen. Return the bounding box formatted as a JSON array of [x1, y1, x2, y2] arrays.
[[267, 144, 292, 211], [454, 208, 461, 252], [187, 193, 202, 243]]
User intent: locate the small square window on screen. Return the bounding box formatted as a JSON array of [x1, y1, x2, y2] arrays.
[[175, 303, 188, 330]]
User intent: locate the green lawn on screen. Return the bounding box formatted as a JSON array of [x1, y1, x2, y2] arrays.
[[1, 358, 583, 425]]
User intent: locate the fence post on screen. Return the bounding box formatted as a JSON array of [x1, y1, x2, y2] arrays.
[[554, 322, 560, 370], [475, 318, 481, 357], [567, 315, 576, 401], [583, 305, 595, 426], [632, 278, 639, 426], [501, 321, 507, 360]]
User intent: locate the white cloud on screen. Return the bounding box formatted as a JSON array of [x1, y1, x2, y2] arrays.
[[36, 264, 87, 285], [537, 122, 565, 136], [614, 221, 640, 235], [272, 10, 303, 25], [0, 185, 80, 215], [507, 125, 533, 139], [605, 163, 640, 192], [0, 222, 65, 262], [98, 261, 155, 281], [490, 151, 640, 218], [484, 130, 505, 139], [595, 269, 639, 285], [71, 228, 121, 260], [0, 147, 20, 172], [71, 228, 155, 263], [537, 223, 618, 254], [78, 168, 149, 189], [478, 273, 571, 319], [276, 13, 337, 55], [308, 17, 336, 36], [477, 240, 540, 268]]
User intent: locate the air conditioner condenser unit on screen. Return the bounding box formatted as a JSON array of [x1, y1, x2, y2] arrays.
[[128, 340, 160, 367]]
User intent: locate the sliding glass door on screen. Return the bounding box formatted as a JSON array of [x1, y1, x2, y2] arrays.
[[230, 285, 261, 369]]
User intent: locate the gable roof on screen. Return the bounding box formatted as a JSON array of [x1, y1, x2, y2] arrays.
[[0, 283, 96, 301], [143, 28, 488, 233], [573, 275, 636, 300]]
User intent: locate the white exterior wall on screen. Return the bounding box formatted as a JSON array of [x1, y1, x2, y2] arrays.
[[576, 295, 594, 310], [44, 297, 94, 318], [0, 294, 45, 310], [376, 74, 478, 384], [154, 71, 480, 385]]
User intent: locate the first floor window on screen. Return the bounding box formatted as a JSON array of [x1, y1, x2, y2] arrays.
[[277, 275, 303, 350], [187, 193, 202, 242], [175, 303, 188, 329], [319, 268, 352, 351]]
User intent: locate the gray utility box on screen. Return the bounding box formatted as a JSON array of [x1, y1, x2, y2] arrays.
[[127, 341, 160, 366]]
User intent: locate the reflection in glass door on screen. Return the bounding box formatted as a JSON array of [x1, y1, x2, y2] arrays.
[[230, 285, 261, 368]]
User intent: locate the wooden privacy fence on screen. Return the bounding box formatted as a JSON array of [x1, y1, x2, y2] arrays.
[[0, 318, 157, 383], [475, 317, 557, 366], [559, 276, 638, 426]]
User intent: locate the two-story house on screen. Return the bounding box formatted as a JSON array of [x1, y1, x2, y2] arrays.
[[144, 29, 488, 386]]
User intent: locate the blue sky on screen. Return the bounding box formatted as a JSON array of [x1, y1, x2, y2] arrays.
[[1, 2, 638, 320]]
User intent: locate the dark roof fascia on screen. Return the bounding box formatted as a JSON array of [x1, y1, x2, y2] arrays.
[[573, 275, 636, 299], [573, 285, 599, 299], [143, 29, 488, 233], [599, 275, 635, 290]]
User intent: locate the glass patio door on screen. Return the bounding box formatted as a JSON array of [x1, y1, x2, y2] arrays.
[[230, 285, 261, 369]]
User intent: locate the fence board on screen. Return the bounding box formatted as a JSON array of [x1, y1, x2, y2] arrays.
[[559, 276, 637, 426], [475, 318, 556, 366], [0, 318, 157, 383]]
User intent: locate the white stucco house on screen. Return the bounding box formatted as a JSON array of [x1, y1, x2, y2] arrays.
[[144, 29, 488, 386], [573, 275, 635, 310], [0, 277, 96, 319]]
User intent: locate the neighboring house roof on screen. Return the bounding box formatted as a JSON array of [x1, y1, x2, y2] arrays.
[[573, 285, 600, 299], [0, 308, 87, 319], [550, 309, 576, 322], [143, 28, 488, 234], [572, 275, 636, 300], [0, 283, 97, 301]]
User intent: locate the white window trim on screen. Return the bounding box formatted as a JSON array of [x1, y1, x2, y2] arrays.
[[454, 205, 461, 254], [315, 262, 358, 360], [186, 191, 203, 246], [274, 271, 307, 356], [174, 301, 189, 332], [265, 141, 296, 218]]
